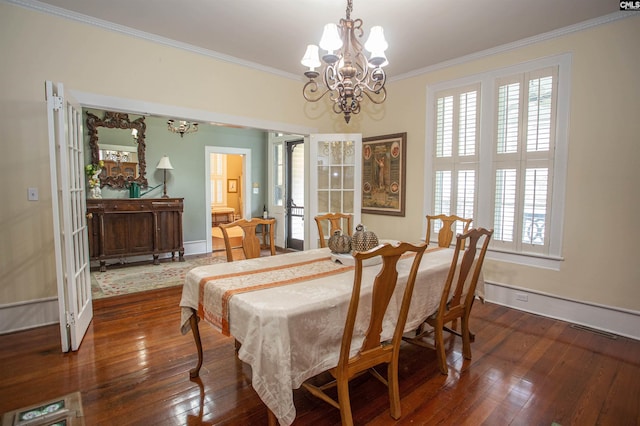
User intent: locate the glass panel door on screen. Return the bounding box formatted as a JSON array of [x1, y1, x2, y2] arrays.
[[309, 134, 362, 249]]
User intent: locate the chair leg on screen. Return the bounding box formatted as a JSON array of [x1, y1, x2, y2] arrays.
[[387, 360, 401, 420], [461, 312, 472, 360], [336, 377, 354, 426], [434, 324, 448, 375]]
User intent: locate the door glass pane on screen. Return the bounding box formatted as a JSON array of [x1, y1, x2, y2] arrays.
[[330, 166, 342, 189], [317, 141, 330, 165], [318, 190, 329, 212], [343, 191, 354, 213], [318, 166, 329, 189], [343, 166, 354, 189], [330, 191, 342, 212], [343, 140, 355, 164], [330, 141, 343, 165]]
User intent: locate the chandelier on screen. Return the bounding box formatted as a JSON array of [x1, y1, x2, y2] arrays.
[[167, 119, 198, 137], [301, 0, 388, 124]]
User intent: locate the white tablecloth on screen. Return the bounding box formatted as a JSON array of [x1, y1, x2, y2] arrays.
[[180, 246, 478, 426]]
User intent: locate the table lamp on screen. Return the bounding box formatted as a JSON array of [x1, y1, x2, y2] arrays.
[[156, 155, 174, 198]]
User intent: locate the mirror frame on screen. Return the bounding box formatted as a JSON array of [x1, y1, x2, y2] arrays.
[[86, 111, 148, 189]]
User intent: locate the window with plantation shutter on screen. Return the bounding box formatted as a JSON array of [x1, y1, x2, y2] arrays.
[[426, 54, 569, 265], [492, 67, 557, 254], [432, 84, 480, 235], [210, 153, 227, 207]]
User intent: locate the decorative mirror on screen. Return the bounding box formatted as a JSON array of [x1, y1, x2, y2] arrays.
[[86, 111, 148, 189]]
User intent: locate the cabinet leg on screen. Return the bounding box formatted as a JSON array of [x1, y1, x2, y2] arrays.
[[179, 250, 185, 262], [153, 254, 160, 265], [99, 261, 106, 272]]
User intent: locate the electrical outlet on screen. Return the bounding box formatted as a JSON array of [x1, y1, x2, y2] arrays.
[[28, 187, 39, 201], [515, 293, 528, 302]]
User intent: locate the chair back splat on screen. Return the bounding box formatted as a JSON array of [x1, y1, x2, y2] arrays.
[[303, 241, 427, 425], [426, 214, 472, 248], [314, 212, 353, 248], [219, 218, 276, 262]]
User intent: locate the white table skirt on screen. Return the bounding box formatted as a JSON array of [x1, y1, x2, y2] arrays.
[[180, 246, 481, 426]]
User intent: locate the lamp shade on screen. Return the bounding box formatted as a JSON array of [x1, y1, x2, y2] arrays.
[[364, 26, 388, 53], [319, 23, 342, 53], [301, 45, 321, 70], [156, 155, 174, 170]]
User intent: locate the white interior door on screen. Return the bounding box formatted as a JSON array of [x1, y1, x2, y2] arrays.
[[46, 81, 93, 352], [308, 134, 362, 249]]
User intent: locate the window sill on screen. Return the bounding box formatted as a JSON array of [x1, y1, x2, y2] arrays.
[[486, 248, 564, 271]]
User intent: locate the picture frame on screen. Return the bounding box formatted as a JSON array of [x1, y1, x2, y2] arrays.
[[362, 132, 407, 216], [227, 179, 238, 193]]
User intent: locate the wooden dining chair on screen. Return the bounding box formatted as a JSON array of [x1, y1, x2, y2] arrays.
[[302, 241, 427, 425], [405, 227, 493, 375], [426, 214, 473, 248], [314, 212, 353, 248], [219, 218, 276, 262]]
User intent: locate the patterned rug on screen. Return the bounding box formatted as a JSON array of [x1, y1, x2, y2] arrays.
[[91, 255, 226, 299]]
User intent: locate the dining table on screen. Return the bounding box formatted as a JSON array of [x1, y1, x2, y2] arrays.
[[179, 244, 483, 426]]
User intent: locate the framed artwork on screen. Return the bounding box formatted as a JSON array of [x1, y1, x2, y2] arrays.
[[227, 179, 238, 193], [362, 132, 407, 216]]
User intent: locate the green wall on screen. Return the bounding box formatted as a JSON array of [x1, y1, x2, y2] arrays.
[[84, 109, 268, 243]]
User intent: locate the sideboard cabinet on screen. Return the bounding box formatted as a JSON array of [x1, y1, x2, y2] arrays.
[[87, 198, 184, 271]]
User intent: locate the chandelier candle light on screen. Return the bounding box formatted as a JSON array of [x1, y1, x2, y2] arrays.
[[167, 119, 198, 137], [301, 0, 388, 123]]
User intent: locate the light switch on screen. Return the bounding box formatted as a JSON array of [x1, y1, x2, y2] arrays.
[[253, 188, 259, 194], [28, 187, 39, 201]]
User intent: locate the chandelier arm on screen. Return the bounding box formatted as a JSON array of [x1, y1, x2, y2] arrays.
[[360, 87, 387, 104], [302, 80, 333, 103]]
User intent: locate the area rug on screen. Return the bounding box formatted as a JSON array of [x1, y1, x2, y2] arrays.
[[1, 391, 84, 425], [91, 255, 226, 299]]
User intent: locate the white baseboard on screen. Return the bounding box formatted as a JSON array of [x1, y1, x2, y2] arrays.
[[484, 281, 640, 341], [1, 240, 210, 335], [0, 297, 59, 335], [5, 258, 638, 342]]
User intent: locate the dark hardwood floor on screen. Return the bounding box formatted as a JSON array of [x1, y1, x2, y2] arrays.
[[1, 286, 638, 425]]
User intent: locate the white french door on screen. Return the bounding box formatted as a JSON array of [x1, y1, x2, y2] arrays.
[[46, 81, 93, 352], [308, 134, 362, 249]]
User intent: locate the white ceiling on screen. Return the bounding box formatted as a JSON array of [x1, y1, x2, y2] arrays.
[[28, 0, 619, 79]]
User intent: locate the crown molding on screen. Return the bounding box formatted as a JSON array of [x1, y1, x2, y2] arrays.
[[5, 0, 633, 83], [4, 0, 303, 81], [390, 11, 632, 82]]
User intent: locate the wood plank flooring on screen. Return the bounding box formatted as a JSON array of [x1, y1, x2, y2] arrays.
[[1, 285, 639, 425]]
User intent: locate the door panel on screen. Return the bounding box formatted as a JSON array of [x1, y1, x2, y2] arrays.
[[46, 81, 93, 352], [286, 140, 304, 250], [309, 134, 362, 249]]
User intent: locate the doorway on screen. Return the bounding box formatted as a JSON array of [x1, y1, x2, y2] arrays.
[[205, 146, 252, 254], [286, 139, 304, 250]]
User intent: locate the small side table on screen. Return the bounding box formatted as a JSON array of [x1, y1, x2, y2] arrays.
[[253, 217, 274, 249]]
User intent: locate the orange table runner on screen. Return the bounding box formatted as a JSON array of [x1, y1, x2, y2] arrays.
[[198, 256, 354, 335]]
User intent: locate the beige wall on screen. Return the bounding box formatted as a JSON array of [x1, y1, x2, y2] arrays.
[[359, 16, 640, 311], [1, 2, 638, 318], [0, 3, 328, 305]]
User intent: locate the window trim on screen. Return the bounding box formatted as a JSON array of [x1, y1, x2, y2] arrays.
[[424, 53, 571, 269]]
